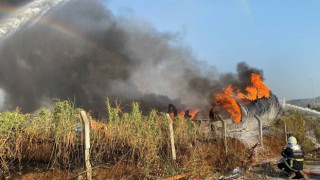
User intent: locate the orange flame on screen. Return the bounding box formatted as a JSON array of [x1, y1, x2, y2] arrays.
[[215, 85, 242, 123], [179, 109, 199, 119], [237, 73, 270, 100], [214, 73, 270, 123]]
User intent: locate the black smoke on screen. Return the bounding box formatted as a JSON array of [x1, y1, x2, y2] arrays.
[[0, 0, 265, 117], [208, 62, 265, 103]]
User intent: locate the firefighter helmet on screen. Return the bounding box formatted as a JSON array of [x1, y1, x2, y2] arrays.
[[288, 136, 297, 145]]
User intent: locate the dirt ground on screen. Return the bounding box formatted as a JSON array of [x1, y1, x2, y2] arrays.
[[8, 161, 320, 180], [242, 161, 320, 180]]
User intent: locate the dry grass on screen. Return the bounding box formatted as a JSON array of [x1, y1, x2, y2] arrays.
[[273, 111, 319, 152], [0, 100, 81, 177], [2, 99, 317, 179]]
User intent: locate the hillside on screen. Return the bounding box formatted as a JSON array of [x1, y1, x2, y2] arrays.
[[287, 96, 320, 108]]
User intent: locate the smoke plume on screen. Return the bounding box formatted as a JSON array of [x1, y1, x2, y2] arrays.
[[0, 0, 266, 117]]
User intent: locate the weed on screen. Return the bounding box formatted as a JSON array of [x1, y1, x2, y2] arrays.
[[4, 99, 315, 179]]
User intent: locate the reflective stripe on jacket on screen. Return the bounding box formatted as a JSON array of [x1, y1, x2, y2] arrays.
[[281, 145, 304, 171]]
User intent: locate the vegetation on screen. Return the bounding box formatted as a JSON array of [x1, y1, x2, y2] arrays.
[[273, 111, 320, 152], [309, 105, 320, 112], [0, 99, 319, 179]]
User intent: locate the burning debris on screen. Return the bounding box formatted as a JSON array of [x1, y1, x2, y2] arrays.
[[163, 70, 281, 134], [212, 73, 281, 125], [182, 109, 200, 120]]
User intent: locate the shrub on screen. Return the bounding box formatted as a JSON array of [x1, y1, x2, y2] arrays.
[[274, 111, 315, 152]]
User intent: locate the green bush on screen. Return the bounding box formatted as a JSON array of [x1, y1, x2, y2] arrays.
[[274, 111, 315, 152]]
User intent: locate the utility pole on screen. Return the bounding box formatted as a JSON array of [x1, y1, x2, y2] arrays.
[[309, 78, 315, 108], [312, 81, 315, 108]]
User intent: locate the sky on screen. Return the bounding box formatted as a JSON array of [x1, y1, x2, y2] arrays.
[[105, 0, 320, 100]]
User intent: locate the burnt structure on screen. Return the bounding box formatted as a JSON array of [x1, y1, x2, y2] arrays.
[[239, 93, 281, 123], [226, 93, 282, 132]]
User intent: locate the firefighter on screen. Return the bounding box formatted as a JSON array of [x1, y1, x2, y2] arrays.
[[277, 136, 309, 180]]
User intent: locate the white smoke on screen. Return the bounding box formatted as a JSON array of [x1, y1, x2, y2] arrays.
[[282, 102, 320, 116]]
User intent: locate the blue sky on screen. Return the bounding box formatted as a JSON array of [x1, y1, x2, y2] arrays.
[[105, 0, 320, 100]]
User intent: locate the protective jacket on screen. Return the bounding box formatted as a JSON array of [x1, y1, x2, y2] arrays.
[[281, 144, 304, 171]]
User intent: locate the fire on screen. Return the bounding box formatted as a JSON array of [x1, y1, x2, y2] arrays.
[[215, 85, 242, 123], [237, 73, 270, 100], [214, 73, 270, 123], [179, 109, 199, 119]]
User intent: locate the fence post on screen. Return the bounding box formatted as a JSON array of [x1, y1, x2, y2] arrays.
[[254, 114, 263, 146], [166, 113, 176, 161], [218, 115, 227, 153], [284, 122, 288, 143], [80, 110, 92, 180]]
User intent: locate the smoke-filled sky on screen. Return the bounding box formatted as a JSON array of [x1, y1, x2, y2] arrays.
[[107, 0, 320, 101], [0, 0, 317, 116]]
